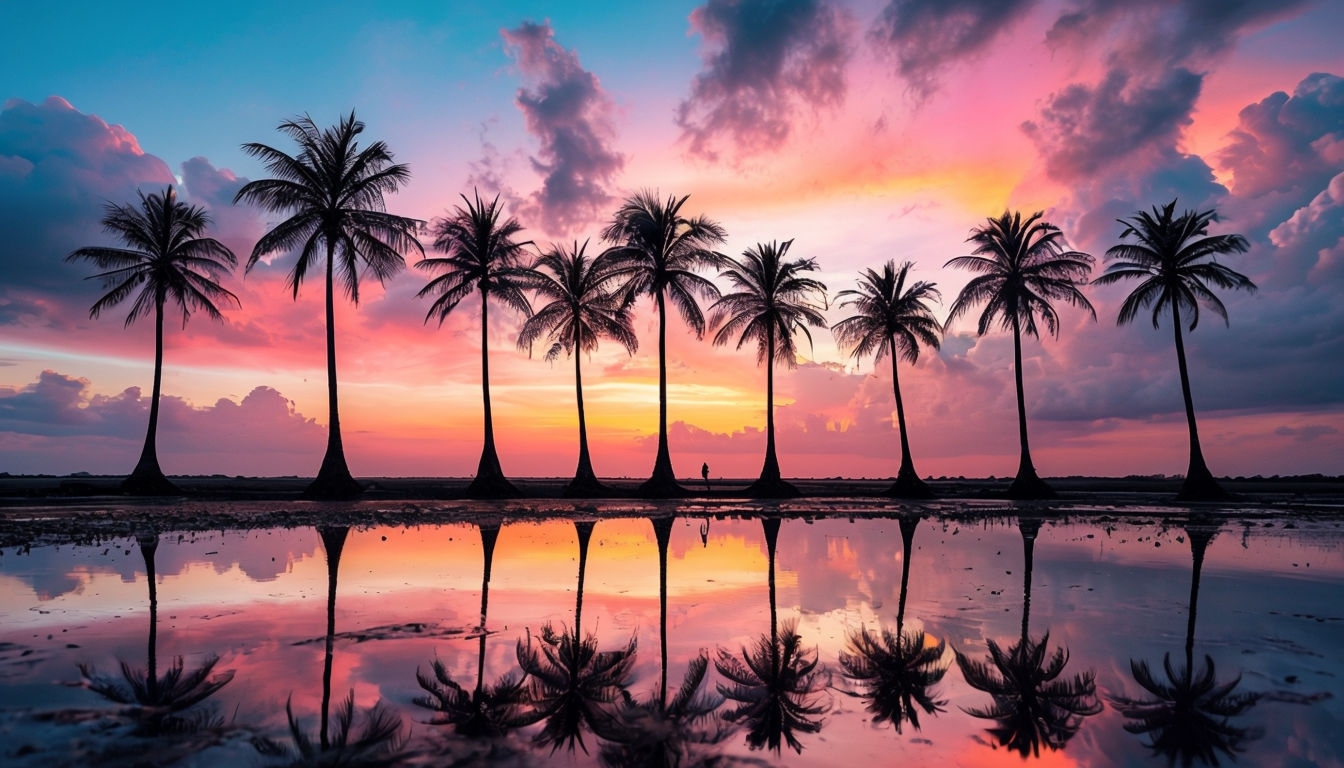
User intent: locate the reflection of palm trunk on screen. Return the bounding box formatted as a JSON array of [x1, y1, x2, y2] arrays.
[[477, 524, 500, 697], [653, 517, 674, 705], [138, 532, 160, 700], [1185, 527, 1214, 674], [895, 517, 918, 636], [319, 526, 349, 751], [1019, 519, 1041, 645], [574, 521, 595, 632], [763, 518, 782, 666]]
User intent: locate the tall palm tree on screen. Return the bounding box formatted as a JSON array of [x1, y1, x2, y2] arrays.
[[839, 515, 949, 733], [715, 518, 830, 755], [1093, 201, 1255, 500], [234, 112, 422, 500], [945, 211, 1095, 499], [954, 518, 1103, 757], [831, 261, 942, 498], [67, 185, 238, 495], [418, 191, 533, 499], [709, 241, 828, 498], [516, 242, 638, 497], [1110, 521, 1262, 764], [602, 191, 728, 497]]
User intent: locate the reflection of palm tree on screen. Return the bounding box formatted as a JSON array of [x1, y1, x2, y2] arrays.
[[1110, 522, 1262, 765], [235, 113, 422, 500], [516, 242, 638, 497], [417, 191, 533, 499], [516, 521, 638, 754], [602, 191, 728, 497], [416, 523, 530, 737], [1093, 202, 1255, 501], [600, 517, 727, 767], [955, 518, 1103, 757], [66, 186, 238, 495], [839, 515, 949, 732], [709, 241, 828, 498], [831, 261, 942, 498], [80, 531, 235, 733], [279, 526, 405, 765], [944, 211, 1095, 498], [715, 518, 829, 754]]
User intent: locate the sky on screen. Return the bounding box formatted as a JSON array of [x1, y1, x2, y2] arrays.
[[1, 0, 1342, 480]]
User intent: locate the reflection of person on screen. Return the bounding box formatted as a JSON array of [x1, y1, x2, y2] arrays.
[[701, 462, 710, 491]]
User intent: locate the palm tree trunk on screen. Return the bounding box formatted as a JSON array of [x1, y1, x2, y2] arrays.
[[124, 294, 175, 495], [1184, 527, 1213, 672], [1172, 303, 1224, 500], [566, 323, 602, 497], [1007, 319, 1052, 499], [1019, 519, 1039, 645], [306, 243, 360, 499], [476, 524, 499, 697], [574, 521, 595, 632], [642, 290, 684, 497], [470, 291, 518, 498], [749, 326, 796, 498], [888, 348, 931, 498], [318, 526, 349, 751], [895, 517, 917, 636], [139, 533, 159, 700], [653, 517, 674, 706], [763, 518, 781, 670]]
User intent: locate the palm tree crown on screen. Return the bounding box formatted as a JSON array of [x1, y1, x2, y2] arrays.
[[517, 241, 637, 496], [602, 191, 728, 496], [234, 111, 422, 499], [832, 261, 941, 497], [417, 190, 533, 498], [945, 210, 1094, 498], [1094, 199, 1254, 500], [67, 185, 238, 495]]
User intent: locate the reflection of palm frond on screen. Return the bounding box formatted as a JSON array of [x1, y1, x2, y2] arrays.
[[839, 626, 948, 733], [414, 656, 531, 738], [955, 632, 1102, 757], [599, 652, 730, 768], [516, 623, 638, 754], [79, 655, 234, 734], [715, 620, 830, 755], [1110, 652, 1262, 767], [282, 690, 405, 767]]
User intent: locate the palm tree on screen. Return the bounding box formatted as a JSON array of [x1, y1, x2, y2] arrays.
[[418, 191, 533, 499], [715, 518, 830, 755], [708, 241, 828, 498], [1110, 522, 1263, 764], [602, 191, 728, 497], [831, 261, 942, 498], [1093, 201, 1255, 500], [79, 530, 235, 733], [954, 518, 1103, 757], [945, 211, 1095, 498], [67, 186, 238, 495], [839, 515, 949, 733], [516, 242, 638, 497], [234, 112, 422, 500]]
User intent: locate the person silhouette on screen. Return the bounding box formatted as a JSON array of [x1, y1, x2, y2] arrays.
[[701, 462, 710, 491]]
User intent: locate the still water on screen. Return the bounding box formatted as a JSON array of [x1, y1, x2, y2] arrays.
[[0, 507, 1340, 766]]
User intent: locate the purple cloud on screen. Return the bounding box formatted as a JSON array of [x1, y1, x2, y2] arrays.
[[501, 20, 624, 237], [677, 0, 852, 159]]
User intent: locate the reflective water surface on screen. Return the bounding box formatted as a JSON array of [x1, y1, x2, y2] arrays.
[[1, 507, 1341, 766]]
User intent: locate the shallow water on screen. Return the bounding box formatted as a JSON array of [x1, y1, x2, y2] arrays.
[[1, 507, 1341, 766]]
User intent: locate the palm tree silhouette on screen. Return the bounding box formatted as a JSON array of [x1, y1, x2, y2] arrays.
[[945, 211, 1095, 499], [67, 186, 238, 496], [709, 241, 828, 498], [515, 521, 638, 754], [416, 522, 531, 738], [417, 191, 533, 499], [79, 530, 235, 733], [234, 112, 422, 500], [831, 261, 942, 498], [715, 518, 829, 754], [954, 518, 1103, 757], [516, 242, 638, 497], [1093, 201, 1255, 501], [839, 515, 949, 733], [602, 191, 728, 497], [1110, 522, 1262, 765]]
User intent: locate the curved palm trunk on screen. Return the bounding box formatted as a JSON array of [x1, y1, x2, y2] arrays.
[[641, 291, 685, 498], [124, 295, 177, 495], [1184, 527, 1213, 673], [318, 526, 349, 750], [1172, 304, 1226, 500], [566, 324, 604, 497], [1007, 320, 1052, 499], [306, 245, 361, 500], [895, 517, 919, 636], [469, 291, 519, 499], [573, 521, 596, 633], [888, 349, 932, 498], [653, 516, 675, 705], [750, 326, 798, 498]]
